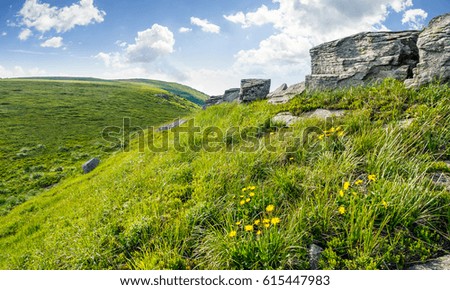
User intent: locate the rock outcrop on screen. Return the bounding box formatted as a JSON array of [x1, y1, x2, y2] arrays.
[[223, 88, 240, 103], [272, 109, 346, 127], [268, 82, 306, 104], [204, 95, 223, 108], [409, 255, 450, 270], [406, 13, 450, 88], [306, 31, 420, 90], [239, 79, 271, 103], [82, 158, 100, 174], [157, 119, 187, 132]]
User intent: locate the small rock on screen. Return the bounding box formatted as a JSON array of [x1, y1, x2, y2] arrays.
[[430, 172, 450, 190], [309, 244, 324, 270], [82, 158, 100, 174], [301, 109, 346, 119], [157, 119, 187, 132], [239, 79, 271, 103], [409, 255, 450, 270], [272, 112, 301, 126]]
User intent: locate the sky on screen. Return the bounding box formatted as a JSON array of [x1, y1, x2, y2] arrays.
[[0, 0, 449, 95]]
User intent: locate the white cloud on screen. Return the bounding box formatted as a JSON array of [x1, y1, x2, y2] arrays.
[[402, 9, 428, 29], [126, 24, 175, 63], [179, 27, 192, 33], [95, 52, 126, 68], [18, 28, 32, 40], [223, 0, 419, 88], [19, 0, 105, 33], [0, 65, 46, 78], [190, 17, 221, 33], [1, 32, 7, 36], [40, 36, 63, 48]]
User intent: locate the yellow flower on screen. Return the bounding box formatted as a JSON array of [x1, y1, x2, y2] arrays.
[[355, 179, 363, 185], [264, 223, 270, 228], [240, 195, 244, 198], [235, 221, 241, 226], [249, 192, 255, 197], [336, 126, 343, 131], [240, 200, 246, 205], [266, 204, 275, 213], [256, 230, 262, 235], [339, 190, 344, 197], [249, 186, 256, 191], [343, 181, 351, 191], [338, 206, 346, 215], [289, 157, 294, 161], [254, 219, 261, 225], [329, 127, 336, 133], [271, 217, 281, 225], [245, 225, 253, 232], [246, 198, 251, 203], [242, 188, 247, 192], [263, 219, 270, 224], [368, 174, 376, 182], [318, 134, 325, 140], [229, 231, 237, 238], [382, 200, 388, 209], [338, 131, 345, 137]]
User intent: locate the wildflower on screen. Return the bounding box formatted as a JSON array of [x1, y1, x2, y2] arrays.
[[246, 198, 251, 203], [289, 157, 294, 161], [355, 179, 363, 185], [329, 127, 336, 133], [382, 200, 388, 209], [245, 225, 253, 232], [368, 174, 376, 182], [240, 195, 244, 198], [266, 204, 275, 213], [271, 217, 281, 225], [256, 230, 262, 235], [336, 126, 343, 131], [263, 219, 270, 224], [249, 186, 256, 191], [235, 221, 242, 226], [229, 231, 237, 238], [240, 200, 246, 205], [254, 219, 261, 225], [338, 131, 345, 137], [343, 181, 351, 191], [339, 190, 344, 197], [338, 206, 346, 215], [264, 223, 270, 228], [242, 188, 247, 192], [318, 134, 325, 140], [249, 192, 255, 197]]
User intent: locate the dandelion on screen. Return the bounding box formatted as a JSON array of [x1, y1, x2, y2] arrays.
[[249, 192, 255, 197], [338, 206, 346, 215], [355, 179, 363, 185], [240, 195, 244, 198], [254, 219, 261, 226], [240, 200, 246, 205], [263, 219, 270, 224], [266, 204, 275, 213], [264, 223, 270, 228], [343, 181, 351, 191], [229, 231, 237, 238], [245, 225, 253, 232], [382, 200, 388, 209], [242, 188, 247, 192], [318, 134, 325, 140], [256, 230, 262, 235], [246, 198, 251, 203], [271, 217, 281, 225], [249, 186, 256, 191], [336, 126, 343, 131], [368, 174, 376, 182], [235, 221, 242, 226], [339, 190, 344, 197], [338, 131, 345, 137]]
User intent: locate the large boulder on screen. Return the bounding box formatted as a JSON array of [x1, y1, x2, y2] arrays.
[[239, 79, 271, 103], [204, 95, 223, 108], [306, 31, 420, 90], [223, 88, 240, 102], [82, 158, 100, 174], [406, 13, 450, 88]]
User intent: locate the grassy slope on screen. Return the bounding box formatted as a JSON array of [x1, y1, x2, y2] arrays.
[[0, 79, 449, 269], [0, 79, 199, 215]]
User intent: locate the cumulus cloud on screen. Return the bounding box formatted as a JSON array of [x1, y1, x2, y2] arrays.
[[190, 17, 221, 33], [179, 27, 192, 33], [18, 28, 32, 40], [126, 24, 175, 63], [402, 9, 428, 29], [19, 0, 105, 33], [40, 36, 63, 48], [0, 64, 46, 78], [223, 0, 422, 86]]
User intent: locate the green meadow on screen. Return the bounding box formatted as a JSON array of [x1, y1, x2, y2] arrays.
[[0, 79, 449, 269]]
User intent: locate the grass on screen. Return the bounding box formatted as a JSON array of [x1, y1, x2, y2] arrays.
[[0, 79, 448, 269], [0, 78, 199, 215]]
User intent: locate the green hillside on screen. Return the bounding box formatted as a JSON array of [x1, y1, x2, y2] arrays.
[[0, 79, 449, 270], [0, 78, 199, 215]]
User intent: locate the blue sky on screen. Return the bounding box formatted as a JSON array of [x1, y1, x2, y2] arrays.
[[0, 0, 449, 95]]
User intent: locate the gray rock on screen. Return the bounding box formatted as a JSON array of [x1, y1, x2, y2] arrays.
[[406, 13, 450, 88], [309, 244, 324, 270], [272, 112, 301, 126], [272, 109, 346, 127], [268, 82, 306, 104], [204, 95, 223, 108], [239, 79, 271, 103], [223, 88, 240, 103], [267, 83, 288, 98], [409, 255, 450, 270], [305, 31, 420, 90], [430, 172, 450, 191], [82, 158, 100, 174], [157, 119, 187, 132]]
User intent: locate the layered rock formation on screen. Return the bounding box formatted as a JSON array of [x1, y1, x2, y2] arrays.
[[267, 82, 306, 104], [239, 79, 271, 103], [406, 13, 450, 88], [306, 31, 420, 90]]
